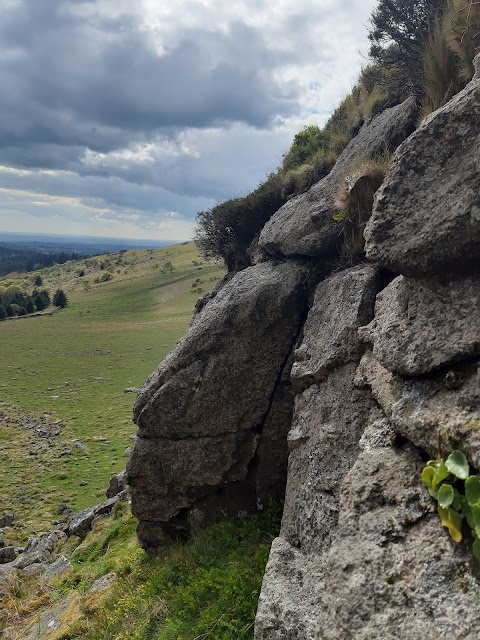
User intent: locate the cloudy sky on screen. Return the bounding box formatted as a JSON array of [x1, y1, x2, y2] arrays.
[[0, 0, 378, 241]]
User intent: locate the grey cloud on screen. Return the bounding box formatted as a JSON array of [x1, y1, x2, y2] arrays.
[[0, 0, 378, 237], [0, 0, 300, 170]]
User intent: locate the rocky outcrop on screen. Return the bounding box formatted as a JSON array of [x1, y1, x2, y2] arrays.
[[258, 98, 417, 258], [292, 265, 379, 389], [364, 55, 480, 275], [128, 260, 313, 548], [127, 55, 480, 638], [255, 58, 480, 638], [255, 266, 382, 639], [314, 439, 480, 640]]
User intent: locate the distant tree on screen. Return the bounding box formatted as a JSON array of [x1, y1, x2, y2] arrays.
[[164, 261, 175, 273], [368, 0, 446, 96], [33, 289, 51, 311], [9, 303, 21, 316], [53, 288, 68, 308], [0, 305, 6, 320], [25, 298, 35, 314], [33, 274, 43, 286]]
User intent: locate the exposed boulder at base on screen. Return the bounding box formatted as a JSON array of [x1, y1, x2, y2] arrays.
[[364, 54, 480, 276], [258, 98, 417, 258], [128, 260, 313, 549]]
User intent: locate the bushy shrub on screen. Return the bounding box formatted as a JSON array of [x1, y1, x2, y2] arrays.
[[94, 271, 113, 283], [53, 288, 68, 308], [195, 62, 397, 270], [420, 17, 466, 118], [195, 173, 285, 271]]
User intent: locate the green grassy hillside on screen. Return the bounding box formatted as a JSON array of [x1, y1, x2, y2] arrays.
[[0, 242, 224, 543]]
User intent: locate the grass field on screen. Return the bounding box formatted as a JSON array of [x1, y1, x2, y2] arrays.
[[0, 242, 224, 543]]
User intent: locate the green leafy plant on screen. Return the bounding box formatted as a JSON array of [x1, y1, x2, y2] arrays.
[[422, 449, 480, 559]]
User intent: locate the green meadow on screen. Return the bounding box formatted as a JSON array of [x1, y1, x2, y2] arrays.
[[0, 242, 224, 543]]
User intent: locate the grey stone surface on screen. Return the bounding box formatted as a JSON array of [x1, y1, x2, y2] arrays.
[[12, 549, 51, 569], [106, 470, 127, 498], [0, 513, 14, 528], [129, 261, 311, 548], [128, 430, 260, 523], [89, 572, 116, 593], [292, 265, 378, 389], [25, 594, 77, 640], [365, 56, 480, 275], [21, 563, 48, 576], [255, 537, 324, 640], [66, 494, 126, 538], [281, 363, 378, 554], [259, 98, 417, 258], [66, 508, 95, 539], [133, 261, 310, 439], [359, 274, 480, 376], [254, 347, 297, 507], [0, 546, 17, 564], [355, 351, 480, 468], [315, 443, 480, 640], [43, 555, 72, 582]]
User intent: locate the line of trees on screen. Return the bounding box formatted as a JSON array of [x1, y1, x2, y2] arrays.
[[0, 286, 68, 319], [0, 246, 82, 276]]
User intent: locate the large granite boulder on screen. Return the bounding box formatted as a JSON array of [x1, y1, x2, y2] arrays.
[[315, 438, 480, 640], [255, 264, 381, 638], [258, 98, 417, 258], [292, 265, 379, 389], [355, 351, 480, 469], [128, 260, 312, 549], [359, 273, 480, 376], [365, 54, 480, 275]]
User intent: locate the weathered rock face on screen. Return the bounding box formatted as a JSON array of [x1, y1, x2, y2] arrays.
[[255, 59, 480, 639], [128, 61, 480, 637], [128, 260, 313, 548], [292, 265, 379, 389], [315, 439, 480, 640], [359, 273, 480, 376], [355, 351, 480, 469], [365, 54, 480, 275], [255, 265, 381, 639], [258, 98, 417, 258]]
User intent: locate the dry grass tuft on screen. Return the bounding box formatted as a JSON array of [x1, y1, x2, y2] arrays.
[[335, 156, 391, 264]]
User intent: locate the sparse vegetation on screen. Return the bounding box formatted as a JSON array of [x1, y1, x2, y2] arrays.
[[1, 502, 282, 640], [422, 450, 480, 561]]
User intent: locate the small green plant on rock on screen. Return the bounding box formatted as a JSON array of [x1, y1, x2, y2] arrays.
[[422, 450, 480, 560]]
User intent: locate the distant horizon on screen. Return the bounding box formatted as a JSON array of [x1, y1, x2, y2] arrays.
[[0, 230, 183, 245]]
